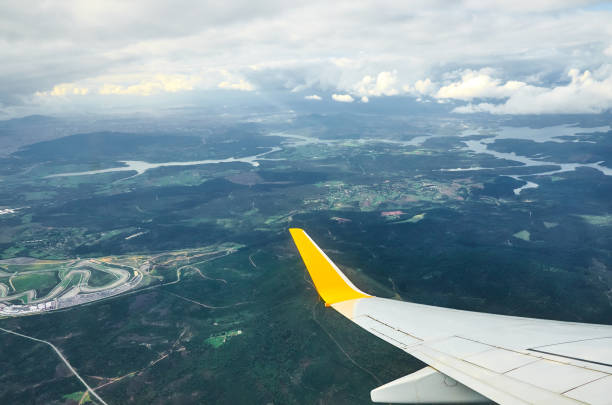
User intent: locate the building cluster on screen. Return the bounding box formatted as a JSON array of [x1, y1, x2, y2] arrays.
[[0, 300, 56, 315]]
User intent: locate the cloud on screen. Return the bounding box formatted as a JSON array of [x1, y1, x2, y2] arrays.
[[436, 69, 527, 100], [2, 1, 612, 114], [452, 68, 612, 114], [332, 94, 354, 102], [353, 71, 399, 97], [36, 83, 89, 97], [304, 94, 322, 100], [331, 57, 354, 68], [217, 69, 255, 91], [218, 79, 254, 91], [360, 96, 369, 103], [461, 0, 599, 12], [412, 78, 435, 95], [98, 74, 200, 96]]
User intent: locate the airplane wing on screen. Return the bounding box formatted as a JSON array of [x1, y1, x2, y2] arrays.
[[289, 228, 612, 405]]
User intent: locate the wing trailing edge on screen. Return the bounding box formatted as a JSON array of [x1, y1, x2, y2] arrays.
[[371, 366, 488, 404]]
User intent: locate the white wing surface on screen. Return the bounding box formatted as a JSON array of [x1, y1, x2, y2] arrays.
[[289, 228, 612, 405]]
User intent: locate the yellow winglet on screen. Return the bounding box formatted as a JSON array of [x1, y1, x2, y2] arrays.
[[289, 228, 372, 305]]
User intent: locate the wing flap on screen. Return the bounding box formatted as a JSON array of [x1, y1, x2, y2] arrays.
[[529, 337, 612, 368], [352, 314, 422, 350], [504, 359, 606, 394], [564, 375, 612, 405], [411, 344, 584, 405], [371, 366, 489, 404], [464, 348, 539, 374]]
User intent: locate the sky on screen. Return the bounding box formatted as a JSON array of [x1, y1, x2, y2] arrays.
[[1, 0, 611, 117]]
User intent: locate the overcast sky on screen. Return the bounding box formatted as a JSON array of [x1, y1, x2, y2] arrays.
[[1, 0, 611, 117]]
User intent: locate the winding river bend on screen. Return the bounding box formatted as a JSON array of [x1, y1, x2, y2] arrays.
[[45, 147, 282, 179], [446, 124, 612, 195]]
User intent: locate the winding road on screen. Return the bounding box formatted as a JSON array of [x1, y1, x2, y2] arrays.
[[0, 327, 108, 405]]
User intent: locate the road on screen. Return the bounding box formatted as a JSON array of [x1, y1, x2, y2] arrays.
[[0, 327, 109, 405]]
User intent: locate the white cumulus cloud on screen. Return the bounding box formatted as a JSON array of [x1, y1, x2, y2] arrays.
[[98, 74, 200, 96], [436, 69, 527, 100], [414, 78, 436, 95], [453, 68, 612, 114], [304, 94, 322, 100], [353, 71, 399, 97], [332, 94, 354, 103], [36, 83, 90, 97]]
